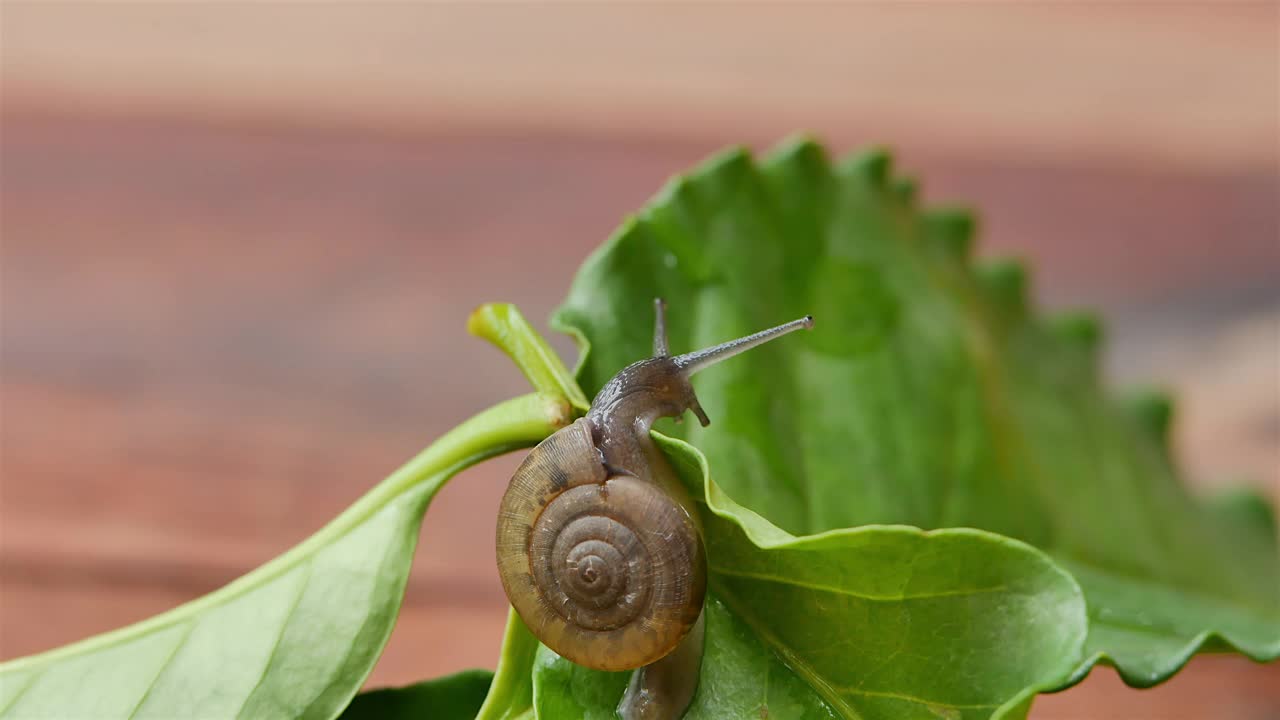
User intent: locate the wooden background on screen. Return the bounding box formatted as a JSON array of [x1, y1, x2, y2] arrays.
[[2, 4, 1277, 718]]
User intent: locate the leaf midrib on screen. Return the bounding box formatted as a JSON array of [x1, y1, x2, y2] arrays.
[[299, 494, 432, 720], [233, 561, 315, 719], [123, 621, 196, 720], [0, 672, 40, 716], [711, 585, 862, 720]]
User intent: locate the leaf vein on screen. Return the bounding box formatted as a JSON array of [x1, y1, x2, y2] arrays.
[[714, 588, 863, 720], [834, 686, 998, 710], [299, 499, 425, 718], [0, 669, 43, 716], [233, 561, 314, 720], [124, 620, 196, 720]]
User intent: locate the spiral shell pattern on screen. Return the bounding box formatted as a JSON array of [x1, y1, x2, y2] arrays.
[[496, 419, 706, 671]]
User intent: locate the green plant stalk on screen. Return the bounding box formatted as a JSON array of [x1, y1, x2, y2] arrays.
[[469, 303, 590, 412], [473, 609, 540, 720]]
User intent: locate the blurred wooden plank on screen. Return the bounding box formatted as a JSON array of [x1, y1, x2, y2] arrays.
[[1, 114, 1276, 715], [3, 3, 1276, 172]]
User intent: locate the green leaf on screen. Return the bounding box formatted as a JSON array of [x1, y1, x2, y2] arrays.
[[339, 670, 493, 720], [531, 645, 629, 720], [532, 436, 1086, 720], [532, 597, 841, 720], [551, 138, 1278, 701], [0, 393, 570, 720]]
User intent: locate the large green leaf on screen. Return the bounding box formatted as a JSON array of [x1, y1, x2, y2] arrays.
[[531, 437, 1085, 720], [453, 306, 1086, 719], [0, 393, 570, 720], [551, 138, 1279, 697]]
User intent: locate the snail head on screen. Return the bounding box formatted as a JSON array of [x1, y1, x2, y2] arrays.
[[586, 298, 814, 429]]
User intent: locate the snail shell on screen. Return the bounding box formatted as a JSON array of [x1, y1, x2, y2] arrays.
[[496, 417, 706, 671]]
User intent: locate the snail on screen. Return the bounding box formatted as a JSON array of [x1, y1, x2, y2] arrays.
[[497, 299, 812, 719]]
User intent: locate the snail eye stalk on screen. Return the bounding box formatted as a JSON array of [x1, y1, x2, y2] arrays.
[[673, 315, 814, 376], [653, 298, 670, 358]]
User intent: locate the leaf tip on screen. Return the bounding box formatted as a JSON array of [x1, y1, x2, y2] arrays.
[[976, 258, 1029, 319], [924, 207, 977, 261], [844, 146, 894, 187], [772, 133, 823, 156], [468, 302, 589, 409], [1049, 311, 1104, 350], [1123, 387, 1175, 452], [700, 144, 755, 176], [466, 302, 512, 341], [891, 176, 919, 205], [767, 134, 830, 169], [1206, 488, 1279, 547]]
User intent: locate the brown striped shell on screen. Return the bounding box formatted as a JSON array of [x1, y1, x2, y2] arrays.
[[495, 418, 706, 671]]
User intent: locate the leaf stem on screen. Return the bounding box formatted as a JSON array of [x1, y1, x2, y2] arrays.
[[473, 608, 540, 720], [468, 303, 590, 411]]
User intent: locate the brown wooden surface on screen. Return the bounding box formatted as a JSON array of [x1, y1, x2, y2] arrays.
[[2, 4, 1277, 719], [5, 3, 1278, 173]]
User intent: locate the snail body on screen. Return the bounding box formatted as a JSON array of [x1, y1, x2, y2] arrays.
[[497, 300, 813, 718]]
